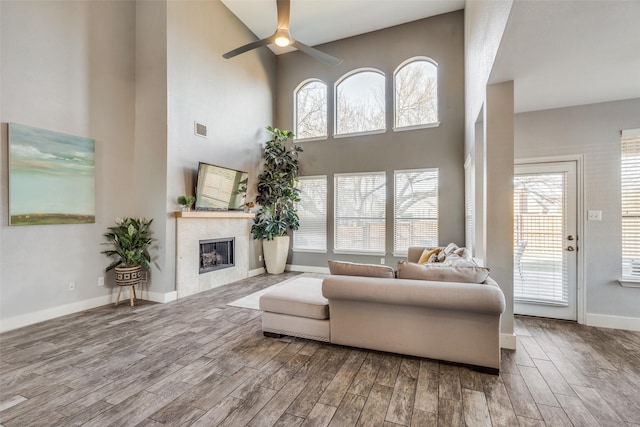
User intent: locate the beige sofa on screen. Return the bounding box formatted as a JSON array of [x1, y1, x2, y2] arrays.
[[260, 247, 506, 373]]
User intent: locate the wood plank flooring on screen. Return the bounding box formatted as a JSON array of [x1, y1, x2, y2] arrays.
[[1, 272, 639, 426]]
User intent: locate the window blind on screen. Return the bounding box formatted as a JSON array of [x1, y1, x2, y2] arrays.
[[293, 176, 327, 252], [514, 172, 568, 305], [335, 172, 386, 252], [393, 169, 438, 253], [622, 130, 640, 278], [464, 157, 474, 252]]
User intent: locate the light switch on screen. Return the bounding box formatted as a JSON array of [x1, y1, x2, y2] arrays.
[[587, 210, 602, 221]]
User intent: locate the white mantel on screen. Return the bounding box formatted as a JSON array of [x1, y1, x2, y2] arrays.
[[175, 211, 254, 298]]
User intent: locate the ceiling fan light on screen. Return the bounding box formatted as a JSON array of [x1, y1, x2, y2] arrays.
[[274, 36, 290, 47]]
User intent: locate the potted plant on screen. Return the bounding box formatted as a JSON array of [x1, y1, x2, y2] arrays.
[[177, 195, 196, 211], [251, 126, 303, 274], [102, 217, 155, 302]]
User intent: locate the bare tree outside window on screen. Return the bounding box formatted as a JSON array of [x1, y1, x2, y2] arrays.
[[295, 80, 327, 139], [395, 59, 438, 128], [335, 71, 385, 135]]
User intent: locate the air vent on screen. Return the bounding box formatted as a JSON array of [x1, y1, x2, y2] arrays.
[[194, 121, 207, 138]]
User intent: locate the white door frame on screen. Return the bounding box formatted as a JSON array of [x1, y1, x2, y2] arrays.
[[515, 155, 585, 324]]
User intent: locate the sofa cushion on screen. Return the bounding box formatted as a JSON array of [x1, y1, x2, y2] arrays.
[[418, 248, 441, 264], [396, 261, 491, 284], [259, 277, 329, 320], [328, 260, 395, 278]]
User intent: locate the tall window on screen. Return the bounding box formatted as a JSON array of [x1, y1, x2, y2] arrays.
[[294, 79, 327, 140], [293, 176, 327, 252], [335, 172, 386, 253], [394, 57, 438, 129], [622, 129, 640, 279], [464, 155, 474, 252], [394, 169, 438, 253], [335, 69, 385, 136]]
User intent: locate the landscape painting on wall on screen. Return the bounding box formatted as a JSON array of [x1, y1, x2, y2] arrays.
[[8, 123, 95, 225]]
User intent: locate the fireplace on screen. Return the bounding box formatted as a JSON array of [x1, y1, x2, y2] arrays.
[[200, 237, 234, 274]]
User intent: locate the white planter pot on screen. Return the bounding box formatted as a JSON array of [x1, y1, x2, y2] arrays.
[[262, 236, 290, 274]]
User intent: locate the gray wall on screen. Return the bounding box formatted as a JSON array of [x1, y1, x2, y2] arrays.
[[485, 81, 515, 335], [165, 0, 275, 276], [515, 98, 640, 320], [464, 0, 515, 339], [1, 0, 136, 319], [0, 0, 275, 328], [276, 11, 465, 269]]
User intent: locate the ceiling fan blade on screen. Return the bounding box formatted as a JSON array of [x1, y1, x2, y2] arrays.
[[291, 40, 343, 66], [276, 0, 290, 30], [223, 36, 274, 59]]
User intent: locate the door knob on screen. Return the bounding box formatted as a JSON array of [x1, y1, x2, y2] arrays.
[[567, 246, 575, 251]]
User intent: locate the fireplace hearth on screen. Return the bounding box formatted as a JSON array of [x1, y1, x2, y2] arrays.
[[200, 237, 234, 274]]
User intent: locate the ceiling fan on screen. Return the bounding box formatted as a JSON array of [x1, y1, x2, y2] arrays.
[[222, 0, 343, 66]]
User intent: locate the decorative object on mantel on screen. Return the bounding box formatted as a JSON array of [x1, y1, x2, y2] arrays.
[[251, 126, 303, 274], [102, 217, 155, 307], [177, 195, 196, 211], [244, 201, 255, 213]]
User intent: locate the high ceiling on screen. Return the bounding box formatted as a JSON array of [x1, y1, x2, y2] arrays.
[[490, 0, 640, 113], [221, 0, 640, 113]]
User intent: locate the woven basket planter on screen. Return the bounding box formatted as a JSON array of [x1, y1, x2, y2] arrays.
[[114, 265, 142, 286]]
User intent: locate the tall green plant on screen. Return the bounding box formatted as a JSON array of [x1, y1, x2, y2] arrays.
[[251, 126, 303, 240], [102, 217, 155, 271]]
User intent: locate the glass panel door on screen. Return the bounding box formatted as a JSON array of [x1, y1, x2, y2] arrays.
[[514, 161, 577, 321]]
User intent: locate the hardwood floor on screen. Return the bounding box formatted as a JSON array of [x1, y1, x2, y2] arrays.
[[1, 272, 639, 426]]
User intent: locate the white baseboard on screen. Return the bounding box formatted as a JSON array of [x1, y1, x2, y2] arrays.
[[249, 268, 266, 277], [586, 313, 640, 332], [500, 333, 517, 350], [0, 294, 112, 334], [0, 288, 180, 333], [143, 290, 177, 303], [286, 264, 331, 274]]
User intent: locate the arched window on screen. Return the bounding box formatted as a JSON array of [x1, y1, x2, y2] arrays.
[[294, 79, 327, 140], [335, 69, 385, 136], [394, 57, 438, 129]]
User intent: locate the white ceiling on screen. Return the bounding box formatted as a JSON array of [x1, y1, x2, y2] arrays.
[[221, 0, 640, 113], [490, 0, 640, 113]]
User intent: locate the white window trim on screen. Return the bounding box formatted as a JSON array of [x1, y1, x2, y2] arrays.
[[393, 56, 439, 131], [334, 68, 386, 137], [333, 129, 386, 139], [620, 128, 640, 284], [294, 78, 328, 141], [333, 250, 387, 257], [393, 122, 440, 132]]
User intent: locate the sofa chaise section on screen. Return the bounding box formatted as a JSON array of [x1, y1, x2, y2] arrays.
[[323, 275, 506, 372]]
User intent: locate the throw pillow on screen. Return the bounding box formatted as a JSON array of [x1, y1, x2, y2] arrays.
[[418, 248, 441, 264], [453, 247, 473, 262], [328, 260, 395, 278], [443, 242, 459, 255], [396, 260, 490, 284], [441, 253, 478, 267]]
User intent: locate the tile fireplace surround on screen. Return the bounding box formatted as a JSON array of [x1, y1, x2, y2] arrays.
[[175, 211, 254, 298]]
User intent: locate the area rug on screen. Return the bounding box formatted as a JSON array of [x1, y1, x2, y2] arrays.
[[227, 272, 326, 310]]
